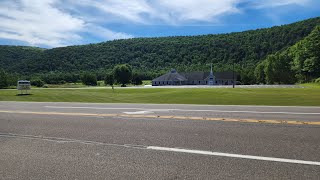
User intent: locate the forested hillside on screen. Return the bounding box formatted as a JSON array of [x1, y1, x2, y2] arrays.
[[255, 25, 320, 84], [0, 17, 320, 84]]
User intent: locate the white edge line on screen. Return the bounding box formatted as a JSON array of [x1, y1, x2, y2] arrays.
[[45, 106, 320, 115], [169, 109, 320, 115], [147, 146, 320, 166], [45, 106, 145, 110], [1, 101, 320, 108], [1, 133, 319, 166]]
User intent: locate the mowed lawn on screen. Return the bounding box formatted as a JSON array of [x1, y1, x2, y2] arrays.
[[0, 87, 320, 106]]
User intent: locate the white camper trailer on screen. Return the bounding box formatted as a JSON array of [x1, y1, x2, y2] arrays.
[[17, 80, 31, 94]]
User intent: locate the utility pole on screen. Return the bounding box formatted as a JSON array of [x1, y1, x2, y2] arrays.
[[233, 59, 235, 88]]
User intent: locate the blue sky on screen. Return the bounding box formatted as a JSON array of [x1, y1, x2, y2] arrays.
[[0, 0, 319, 48]]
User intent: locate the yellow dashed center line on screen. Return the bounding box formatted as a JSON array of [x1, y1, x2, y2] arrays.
[[0, 110, 319, 126]]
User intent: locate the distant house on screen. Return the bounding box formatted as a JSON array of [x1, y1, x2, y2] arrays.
[[152, 66, 236, 86]]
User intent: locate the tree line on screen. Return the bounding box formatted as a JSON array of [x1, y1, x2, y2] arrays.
[[0, 64, 145, 88], [0, 17, 320, 87]]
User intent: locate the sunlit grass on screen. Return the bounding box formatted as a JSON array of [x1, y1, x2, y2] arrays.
[[0, 87, 319, 106], [300, 82, 320, 89]]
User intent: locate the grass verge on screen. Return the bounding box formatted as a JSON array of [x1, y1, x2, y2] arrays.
[[0, 87, 319, 106]]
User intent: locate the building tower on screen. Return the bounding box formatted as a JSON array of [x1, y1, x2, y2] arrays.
[[207, 64, 215, 85]]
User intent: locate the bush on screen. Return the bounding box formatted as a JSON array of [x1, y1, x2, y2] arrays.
[[97, 81, 103, 86], [31, 79, 45, 87], [315, 77, 320, 83]]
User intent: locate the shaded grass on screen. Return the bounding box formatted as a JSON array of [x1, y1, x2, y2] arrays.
[[0, 87, 320, 106]]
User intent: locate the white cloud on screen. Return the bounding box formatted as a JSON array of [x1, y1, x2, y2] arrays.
[[70, 0, 241, 24], [0, 0, 83, 47], [86, 24, 133, 40], [74, 0, 156, 24], [246, 0, 311, 8], [0, 0, 314, 47], [0, 0, 133, 47], [154, 0, 240, 22], [68, 0, 311, 24]]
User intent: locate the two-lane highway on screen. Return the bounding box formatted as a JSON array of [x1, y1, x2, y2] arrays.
[[0, 102, 320, 179]]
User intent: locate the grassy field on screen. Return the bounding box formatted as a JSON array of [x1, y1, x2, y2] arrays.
[[300, 82, 320, 89], [0, 87, 320, 106]]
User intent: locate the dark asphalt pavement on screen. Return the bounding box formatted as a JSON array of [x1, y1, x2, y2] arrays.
[[0, 102, 320, 179]]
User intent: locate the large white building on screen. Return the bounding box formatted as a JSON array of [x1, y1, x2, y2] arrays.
[[152, 67, 236, 86]]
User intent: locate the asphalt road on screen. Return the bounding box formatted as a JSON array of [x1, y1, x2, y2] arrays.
[[0, 102, 320, 179]]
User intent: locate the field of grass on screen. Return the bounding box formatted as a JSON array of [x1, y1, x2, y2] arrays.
[[301, 82, 320, 89], [44, 83, 87, 88], [0, 87, 319, 106]]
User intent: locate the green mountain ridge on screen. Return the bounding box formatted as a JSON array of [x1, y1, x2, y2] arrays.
[[255, 25, 320, 84], [1, 17, 320, 84]]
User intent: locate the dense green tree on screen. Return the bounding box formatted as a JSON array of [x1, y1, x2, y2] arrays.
[[132, 72, 143, 85], [31, 79, 45, 87], [254, 62, 266, 84], [275, 53, 296, 84], [264, 55, 277, 84], [239, 68, 255, 85], [39, 72, 79, 84], [5, 73, 19, 87], [0, 69, 8, 89], [81, 73, 97, 86], [262, 53, 295, 84], [104, 73, 115, 88], [113, 64, 132, 87], [290, 26, 320, 82], [255, 25, 320, 84]]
